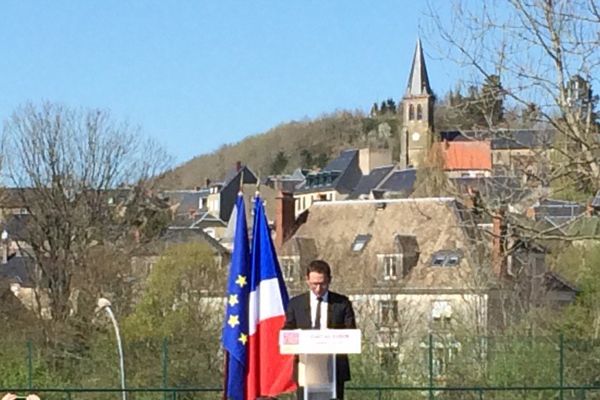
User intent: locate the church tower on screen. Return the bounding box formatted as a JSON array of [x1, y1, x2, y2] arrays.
[[401, 39, 434, 168]]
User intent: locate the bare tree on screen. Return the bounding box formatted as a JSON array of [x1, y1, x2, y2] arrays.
[[427, 0, 600, 195], [1, 102, 172, 322]]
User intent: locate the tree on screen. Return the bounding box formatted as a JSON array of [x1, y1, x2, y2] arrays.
[[270, 151, 288, 175], [412, 142, 452, 197], [480, 74, 505, 126], [122, 242, 225, 387], [427, 0, 600, 195], [380, 100, 389, 114], [386, 98, 397, 113], [1, 102, 172, 322]]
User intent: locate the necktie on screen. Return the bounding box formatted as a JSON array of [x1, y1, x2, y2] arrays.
[[314, 296, 323, 329]]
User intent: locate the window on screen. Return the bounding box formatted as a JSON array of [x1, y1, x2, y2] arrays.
[[430, 250, 463, 267], [421, 336, 461, 378], [408, 104, 415, 120], [446, 254, 460, 266], [431, 300, 452, 331], [377, 254, 407, 281], [351, 234, 371, 252], [432, 254, 446, 266], [379, 300, 398, 326], [279, 256, 299, 282], [379, 347, 399, 368], [383, 255, 399, 280], [416, 104, 423, 120]]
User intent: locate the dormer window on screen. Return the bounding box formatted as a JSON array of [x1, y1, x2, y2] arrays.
[[351, 234, 371, 252], [430, 250, 463, 268], [377, 254, 406, 282], [432, 254, 446, 266], [384, 256, 396, 279], [446, 254, 460, 266]]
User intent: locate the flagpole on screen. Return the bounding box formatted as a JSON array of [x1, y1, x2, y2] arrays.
[[222, 189, 251, 400], [222, 351, 229, 400]]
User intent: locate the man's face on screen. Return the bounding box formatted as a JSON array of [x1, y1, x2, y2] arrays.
[[306, 271, 330, 297]]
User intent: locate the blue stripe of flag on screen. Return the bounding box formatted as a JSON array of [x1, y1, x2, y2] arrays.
[[222, 194, 250, 400]]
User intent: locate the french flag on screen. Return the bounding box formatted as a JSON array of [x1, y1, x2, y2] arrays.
[[246, 195, 296, 399]]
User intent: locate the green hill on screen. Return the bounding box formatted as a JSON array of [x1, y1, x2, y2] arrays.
[[156, 110, 403, 189]]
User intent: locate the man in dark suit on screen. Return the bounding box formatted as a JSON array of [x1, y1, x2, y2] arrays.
[[282, 259, 356, 400]]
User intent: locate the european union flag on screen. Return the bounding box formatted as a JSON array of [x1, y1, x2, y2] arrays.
[[222, 194, 250, 400]]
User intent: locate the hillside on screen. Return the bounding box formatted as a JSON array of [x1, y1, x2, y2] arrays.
[[156, 110, 403, 189]]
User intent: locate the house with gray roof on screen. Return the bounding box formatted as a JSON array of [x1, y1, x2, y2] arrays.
[[293, 148, 393, 215], [372, 168, 417, 199], [293, 149, 363, 215], [347, 165, 395, 200], [276, 197, 577, 377], [439, 128, 554, 180]]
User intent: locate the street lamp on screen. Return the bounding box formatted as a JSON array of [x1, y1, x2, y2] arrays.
[[96, 298, 127, 400]]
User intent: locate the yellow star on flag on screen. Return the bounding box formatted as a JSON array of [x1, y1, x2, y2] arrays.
[[235, 275, 247, 288], [228, 314, 240, 328], [228, 294, 239, 307], [238, 333, 248, 345]]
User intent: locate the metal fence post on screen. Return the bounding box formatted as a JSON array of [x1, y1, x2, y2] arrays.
[[429, 334, 434, 400], [559, 334, 564, 400], [162, 337, 169, 400], [27, 340, 33, 390]]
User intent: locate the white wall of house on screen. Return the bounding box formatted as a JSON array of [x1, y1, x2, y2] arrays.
[[294, 191, 338, 216]]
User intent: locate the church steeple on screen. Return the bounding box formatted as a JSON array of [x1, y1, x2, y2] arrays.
[[406, 38, 432, 97], [401, 38, 435, 168]]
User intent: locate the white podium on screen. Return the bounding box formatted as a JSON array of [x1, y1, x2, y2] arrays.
[[279, 329, 361, 400]]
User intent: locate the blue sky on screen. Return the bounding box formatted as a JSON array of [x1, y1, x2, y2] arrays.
[[0, 1, 459, 165]]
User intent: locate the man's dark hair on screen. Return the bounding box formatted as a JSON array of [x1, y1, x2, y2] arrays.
[[306, 259, 332, 280]]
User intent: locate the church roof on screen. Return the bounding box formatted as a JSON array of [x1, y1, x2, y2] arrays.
[[405, 38, 432, 97]]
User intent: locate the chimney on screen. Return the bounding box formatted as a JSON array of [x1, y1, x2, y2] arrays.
[[1, 230, 8, 264], [205, 178, 211, 187], [491, 209, 507, 279], [275, 191, 296, 250], [236, 161, 242, 172]]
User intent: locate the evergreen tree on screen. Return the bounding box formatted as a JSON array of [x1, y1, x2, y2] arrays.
[[270, 151, 288, 175], [385, 98, 396, 113], [370, 102, 379, 117], [380, 101, 388, 114], [480, 74, 505, 126]]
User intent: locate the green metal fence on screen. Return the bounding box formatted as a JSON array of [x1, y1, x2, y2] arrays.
[[2, 334, 600, 399], [1, 385, 600, 400]]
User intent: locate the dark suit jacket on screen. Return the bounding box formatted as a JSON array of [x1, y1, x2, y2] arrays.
[[282, 291, 356, 382]]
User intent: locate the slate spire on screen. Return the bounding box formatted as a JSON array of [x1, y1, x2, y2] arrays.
[[406, 38, 432, 97]]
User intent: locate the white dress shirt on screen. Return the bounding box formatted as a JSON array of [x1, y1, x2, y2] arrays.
[[310, 291, 328, 329]]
